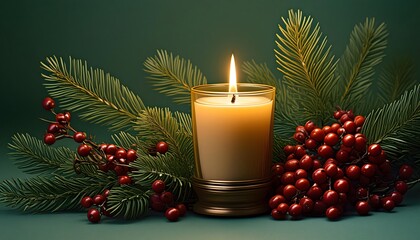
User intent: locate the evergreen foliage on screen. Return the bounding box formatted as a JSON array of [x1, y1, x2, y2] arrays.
[[144, 50, 208, 104], [41, 56, 145, 131], [1, 9, 419, 220]]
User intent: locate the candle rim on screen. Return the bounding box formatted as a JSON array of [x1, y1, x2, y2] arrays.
[[191, 83, 275, 96]]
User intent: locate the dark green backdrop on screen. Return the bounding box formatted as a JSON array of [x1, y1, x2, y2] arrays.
[[2, 0, 420, 177], [1, 1, 420, 239]]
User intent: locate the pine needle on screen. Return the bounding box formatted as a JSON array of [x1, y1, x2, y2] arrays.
[[363, 84, 420, 163], [144, 50, 207, 104], [41, 56, 145, 132], [106, 185, 150, 219], [275, 9, 337, 124], [336, 18, 388, 109]]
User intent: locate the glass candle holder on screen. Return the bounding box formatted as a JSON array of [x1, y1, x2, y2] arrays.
[[191, 83, 275, 216]]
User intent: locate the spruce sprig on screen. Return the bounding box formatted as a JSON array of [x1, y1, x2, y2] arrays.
[[106, 185, 151, 220], [8, 133, 75, 176], [41, 56, 145, 131], [275, 9, 337, 125], [363, 84, 420, 163], [336, 18, 388, 109], [0, 174, 115, 212], [144, 50, 208, 104], [130, 153, 193, 202]]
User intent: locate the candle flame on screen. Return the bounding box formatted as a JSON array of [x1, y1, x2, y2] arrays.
[[229, 54, 237, 93]]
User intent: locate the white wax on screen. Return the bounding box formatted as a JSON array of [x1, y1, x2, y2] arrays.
[[194, 96, 273, 180]]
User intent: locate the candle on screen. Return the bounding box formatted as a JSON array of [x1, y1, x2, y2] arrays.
[[192, 55, 275, 181]]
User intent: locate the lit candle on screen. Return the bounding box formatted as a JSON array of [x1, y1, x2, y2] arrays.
[[192, 55, 275, 181]]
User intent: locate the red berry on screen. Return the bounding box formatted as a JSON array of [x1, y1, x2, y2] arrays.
[[160, 191, 174, 204], [293, 132, 306, 143], [313, 200, 327, 216], [310, 128, 325, 142], [118, 175, 132, 185], [304, 138, 318, 149], [354, 115, 365, 127], [271, 208, 286, 220], [269, 194, 286, 209], [395, 181, 408, 194], [304, 121, 316, 133], [277, 202, 289, 215], [356, 201, 370, 215], [299, 197, 314, 214], [77, 144, 92, 157], [283, 145, 296, 155], [271, 163, 285, 175], [361, 163, 376, 178], [103, 189, 110, 197], [339, 113, 352, 124], [307, 185, 323, 200], [399, 164, 414, 180], [312, 168, 328, 184], [342, 121, 356, 134], [390, 191, 404, 205], [333, 110, 345, 120], [87, 208, 101, 223], [295, 178, 311, 191], [55, 113, 67, 125], [354, 136, 367, 152], [317, 145, 334, 159], [156, 141, 169, 154], [285, 159, 300, 172], [324, 163, 338, 177], [342, 134, 356, 147], [43, 133, 56, 145], [368, 144, 382, 156], [325, 206, 342, 220], [345, 165, 361, 180], [294, 145, 306, 158], [280, 171, 296, 185], [382, 197, 395, 211], [115, 148, 127, 159], [152, 180, 166, 194], [283, 185, 298, 200], [369, 194, 381, 209], [165, 207, 180, 222], [288, 203, 303, 218], [323, 190, 339, 206], [42, 97, 55, 111], [335, 149, 350, 163], [295, 168, 308, 179], [324, 133, 339, 146], [299, 154, 314, 171], [105, 144, 118, 155], [73, 132, 86, 143], [80, 196, 94, 208], [93, 194, 106, 205], [176, 203, 187, 216], [64, 111, 71, 122], [126, 149, 138, 162], [333, 179, 350, 193], [47, 123, 60, 133]]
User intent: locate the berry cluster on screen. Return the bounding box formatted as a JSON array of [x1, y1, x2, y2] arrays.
[[42, 97, 141, 185], [150, 180, 187, 222], [270, 109, 414, 220], [80, 189, 111, 223]]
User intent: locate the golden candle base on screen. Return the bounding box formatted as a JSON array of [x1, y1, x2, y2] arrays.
[[192, 176, 272, 217]]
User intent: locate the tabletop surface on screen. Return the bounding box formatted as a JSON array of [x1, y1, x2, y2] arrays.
[[1, 184, 419, 240]]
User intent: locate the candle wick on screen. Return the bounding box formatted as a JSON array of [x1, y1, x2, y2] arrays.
[[231, 94, 236, 104]]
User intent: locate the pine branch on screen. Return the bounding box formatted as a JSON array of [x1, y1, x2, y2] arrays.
[[106, 185, 150, 219], [41, 56, 145, 132], [8, 133, 75, 176], [377, 58, 417, 105], [362, 84, 420, 163], [130, 153, 194, 202], [144, 50, 207, 104], [242, 60, 280, 89], [275, 9, 338, 124], [336, 18, 388, 109], [111, 131, 142, 152], [0, 174, 115, 213], [134, 107, 194, 168]]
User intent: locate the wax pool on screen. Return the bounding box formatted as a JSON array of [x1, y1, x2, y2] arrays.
[[193, 95, 273, 181]]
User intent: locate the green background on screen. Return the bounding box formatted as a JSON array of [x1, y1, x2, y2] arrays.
[[1, 0, 420, 239]]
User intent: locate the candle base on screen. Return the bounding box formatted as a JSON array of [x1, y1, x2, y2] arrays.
[[192, 176, 272, 217]]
